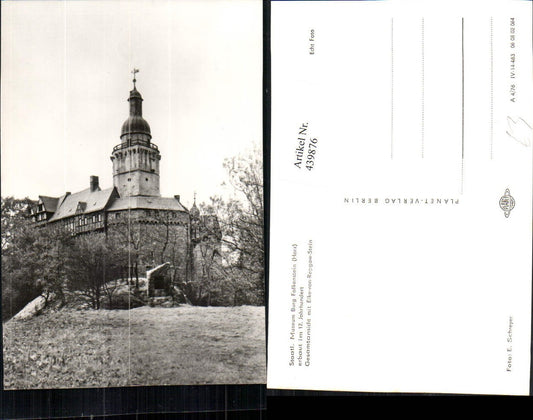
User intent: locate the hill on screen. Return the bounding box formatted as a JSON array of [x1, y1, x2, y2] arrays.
[[3, 305, 266, 389]]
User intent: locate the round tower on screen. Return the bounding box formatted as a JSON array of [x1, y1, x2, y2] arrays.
[[110, 71, 161, 197]]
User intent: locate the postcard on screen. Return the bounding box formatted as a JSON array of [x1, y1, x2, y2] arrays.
[[1, 0, 265, 392], [267, 0, 532, 395]]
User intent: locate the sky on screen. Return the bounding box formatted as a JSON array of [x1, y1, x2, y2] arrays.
[[1, 0, 262, 210]]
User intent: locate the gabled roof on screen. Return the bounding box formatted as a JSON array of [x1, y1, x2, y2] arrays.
[[48, 187, 118, 222], [38, 196, 60, 213], [106, 196, 188, 213], [147, 262, 170, 277]]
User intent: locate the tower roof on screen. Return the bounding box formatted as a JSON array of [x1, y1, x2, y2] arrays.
[[129, 86, 142, 99], [190, 192, 200, 218], [120, 71, 151, 140], [190, 202, 200, 218], [106, 196, 188, 213], [121, 115, 151, 139]]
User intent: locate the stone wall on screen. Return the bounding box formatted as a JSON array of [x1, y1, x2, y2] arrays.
[[106, 209, 190, 284], [44, 207, 222, 299]]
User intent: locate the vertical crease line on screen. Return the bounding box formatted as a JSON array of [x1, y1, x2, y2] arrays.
[[63, 1, 68, 193], [490, 16, 494, 160], [168, 0, 172, 158], [127, 6, 133, 387], [391, 18, 394, 160], [461, 17, 465, 194], [421, 18, 425, 159], [128, 205, 132, 385]]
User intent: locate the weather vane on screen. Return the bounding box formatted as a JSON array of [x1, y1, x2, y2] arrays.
[[131, 68, 139, 88]]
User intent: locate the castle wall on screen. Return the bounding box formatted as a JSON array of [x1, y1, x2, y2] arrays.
[[106, 209, 190, 284], [41, 206, 223, 303]]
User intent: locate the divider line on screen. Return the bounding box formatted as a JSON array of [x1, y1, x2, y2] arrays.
[[461, 17, 465, 194], [490, 16, 494, 160], [391, 18, 394, 160], [421, 18, 425, 159]]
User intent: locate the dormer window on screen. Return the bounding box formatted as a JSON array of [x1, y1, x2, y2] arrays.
[[75, 202, 87, 214]]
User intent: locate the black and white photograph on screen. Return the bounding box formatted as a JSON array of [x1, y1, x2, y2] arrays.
[[1, 0, 265, 390]]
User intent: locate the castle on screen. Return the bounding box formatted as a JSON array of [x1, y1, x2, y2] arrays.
[[29, 73, 221, 296]]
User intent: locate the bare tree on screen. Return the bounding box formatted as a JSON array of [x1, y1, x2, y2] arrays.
[[198, 145, 265, 305], [65, 235, 124, 309], [1, 197, 73, 319]]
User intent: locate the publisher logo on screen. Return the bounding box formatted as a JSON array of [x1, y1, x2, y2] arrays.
[[499, 189, 515, 218]]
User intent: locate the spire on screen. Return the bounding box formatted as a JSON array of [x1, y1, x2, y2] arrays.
[[190, 192, 200, 219], [132, 68, 139, 89], [120, 68, 151, 140], [128, 68, 143, 117]]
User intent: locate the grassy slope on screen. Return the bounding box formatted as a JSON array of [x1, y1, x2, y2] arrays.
[[3, 305, 266, 389]]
